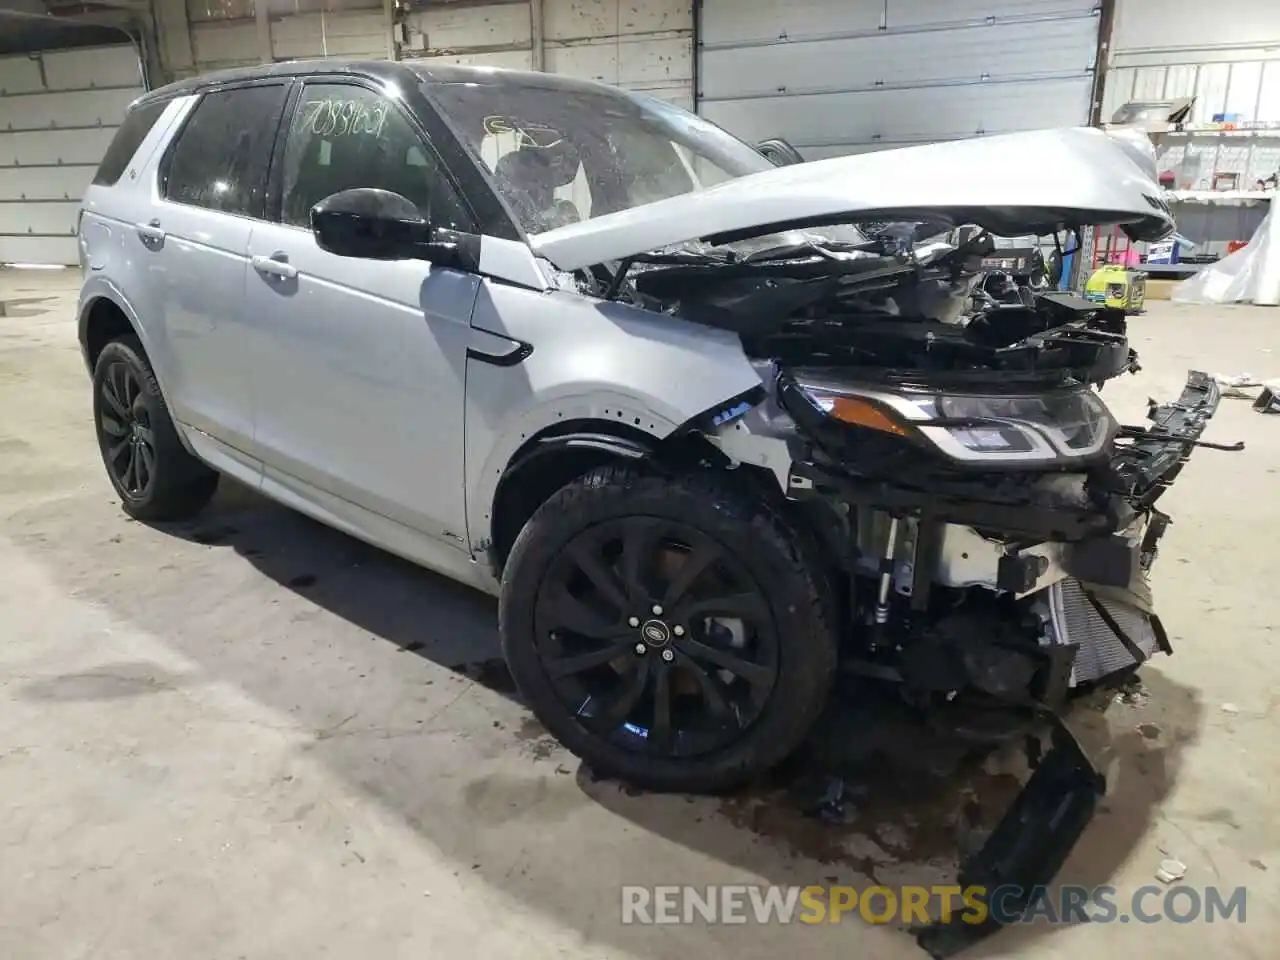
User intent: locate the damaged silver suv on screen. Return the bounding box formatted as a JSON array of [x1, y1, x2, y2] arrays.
[[80, 62, 1219, 801]]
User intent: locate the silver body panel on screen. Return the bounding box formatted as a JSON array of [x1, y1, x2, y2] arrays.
[[77, 69, 1165, 614], [530, 127, 1173, 271], [77, 82, 762, 588]]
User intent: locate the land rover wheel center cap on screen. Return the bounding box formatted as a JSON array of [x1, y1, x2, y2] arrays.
[[640, 619, 671, 648]]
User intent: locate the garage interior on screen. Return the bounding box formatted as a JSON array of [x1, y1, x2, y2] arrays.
[[1, 1, 1278, 957]]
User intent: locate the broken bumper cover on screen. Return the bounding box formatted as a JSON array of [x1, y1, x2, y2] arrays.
[[787, 369, 1222, 545], [1105, 369, 1223, 506], [916, 718, 1106, 958]]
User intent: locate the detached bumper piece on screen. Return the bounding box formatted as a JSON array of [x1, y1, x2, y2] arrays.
[[1108, 370, 1230, 505], [1254, 385, 1280, 414], [916, 720, 1106, 958]]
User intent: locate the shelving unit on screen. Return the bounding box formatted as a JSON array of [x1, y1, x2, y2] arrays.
[[1111, 128, 1280, 279]]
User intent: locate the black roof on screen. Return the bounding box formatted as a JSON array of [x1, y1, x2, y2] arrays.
[[137, 58, 631, 107]]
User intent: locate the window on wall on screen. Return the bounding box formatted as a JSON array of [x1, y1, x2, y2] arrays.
[[163, 85, 287, 217], [278, 83, 473, 232], [186, 0, 256, 22]]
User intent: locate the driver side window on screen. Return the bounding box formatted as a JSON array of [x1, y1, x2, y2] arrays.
[[279, 83, 473, 233]]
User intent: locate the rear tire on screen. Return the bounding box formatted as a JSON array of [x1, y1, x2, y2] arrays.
[[93, 336, 218, 522], [499, 464, 837, 793]]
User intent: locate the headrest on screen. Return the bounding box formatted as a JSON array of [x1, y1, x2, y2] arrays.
[[494, 141, 580, 192]]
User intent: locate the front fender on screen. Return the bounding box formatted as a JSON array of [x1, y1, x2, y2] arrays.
[[464, 283, 763, 553]]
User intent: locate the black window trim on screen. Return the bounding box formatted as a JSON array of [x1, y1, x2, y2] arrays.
[[265, 74, 487, 238], [156, 77, 293, 223], [407, 79, 522, 242], [92, 98, 169, 188]]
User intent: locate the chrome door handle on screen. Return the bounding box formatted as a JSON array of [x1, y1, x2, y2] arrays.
[[135, 218, 165, 244], [251, 254, 298, 280]]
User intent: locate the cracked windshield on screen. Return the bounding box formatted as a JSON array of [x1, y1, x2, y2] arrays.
[[424, 77, 774, 234]]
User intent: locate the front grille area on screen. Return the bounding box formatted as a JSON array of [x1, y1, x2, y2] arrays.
[[1042, 578, 1161, 684]]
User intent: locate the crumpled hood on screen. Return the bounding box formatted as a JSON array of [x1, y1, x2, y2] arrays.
[[530, 127, 1174, 271]]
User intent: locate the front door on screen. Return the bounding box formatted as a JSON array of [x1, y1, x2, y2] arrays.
[[245, 80, 481, 547], [142, 83, 288, 455]]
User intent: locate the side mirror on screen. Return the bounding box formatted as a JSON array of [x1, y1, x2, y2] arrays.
[[755, 138, 805, 167], [311, 188, 430, 260]]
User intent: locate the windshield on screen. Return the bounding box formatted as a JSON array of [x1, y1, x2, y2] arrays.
[[423, 77, 774, 236]]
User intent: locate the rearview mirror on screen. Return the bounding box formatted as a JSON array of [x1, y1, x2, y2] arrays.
[[311, 188, 430, 260]]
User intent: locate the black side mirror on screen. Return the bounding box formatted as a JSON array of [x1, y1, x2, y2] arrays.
[[311, 188, 430, 260], [755, 138, 805, 167]]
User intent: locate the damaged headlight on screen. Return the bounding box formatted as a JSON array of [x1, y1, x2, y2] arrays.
[[790, 376, 1116, 465]]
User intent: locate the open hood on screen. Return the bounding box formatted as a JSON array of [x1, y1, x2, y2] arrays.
[[529, 127, 1174, 272]]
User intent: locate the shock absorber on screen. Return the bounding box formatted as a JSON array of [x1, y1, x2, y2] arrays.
[[870, 515, 901, 648]]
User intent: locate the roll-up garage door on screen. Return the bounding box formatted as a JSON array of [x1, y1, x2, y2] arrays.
[[698, 0, 1103, 159], [0, 45, 144, 265]]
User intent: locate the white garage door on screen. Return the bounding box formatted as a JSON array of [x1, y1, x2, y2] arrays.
[[698, 0, 1102, 159], [0, 45, 144, 265]]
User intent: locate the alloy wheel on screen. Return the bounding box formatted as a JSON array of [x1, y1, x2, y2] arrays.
[[98, 361, 155, 499], [532, 517, 780, 759]]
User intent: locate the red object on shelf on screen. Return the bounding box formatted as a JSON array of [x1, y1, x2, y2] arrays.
[[1092, 225, 1139, 268], [1228, 240, 1249, 254]]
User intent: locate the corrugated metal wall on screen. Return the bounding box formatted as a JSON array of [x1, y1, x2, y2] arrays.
[[1103, 0, 1280, 126], [0, 45, 144, 265], [401, 0, 693, 108], [157, 0, 695, 108], [698, 0, 1102, 159]]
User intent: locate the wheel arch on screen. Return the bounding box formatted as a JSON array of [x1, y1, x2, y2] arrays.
[[78, 281, 157, 375], [483, 413, 785, 579]]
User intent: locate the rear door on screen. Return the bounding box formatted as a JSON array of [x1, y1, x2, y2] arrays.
[[142, 81, 289, 459], [244, 78, 481, 548]]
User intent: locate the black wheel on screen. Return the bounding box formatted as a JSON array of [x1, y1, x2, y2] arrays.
[[93, 336, 218, 521], [499, 465, 837, 792]]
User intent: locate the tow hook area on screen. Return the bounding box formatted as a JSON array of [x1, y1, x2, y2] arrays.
[[916, 718, 1106, 958]]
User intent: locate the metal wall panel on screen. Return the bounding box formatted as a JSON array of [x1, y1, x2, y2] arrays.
[[0, 56, 46, 96], [1112, 0, 1278, 53], [1104, 58, 1280, 126], [403, 0, 694, 107], [190, 21, 261, 71], [269, 11, 390, 60], [0, 166, 93, 203], [1103, 0, 1280, 125], [699, 0, 1101, 154], [2, 88, 140, 132], [0, 45, 143, 264], [0, 236, 79, 264], [0, 201, 79, 236]]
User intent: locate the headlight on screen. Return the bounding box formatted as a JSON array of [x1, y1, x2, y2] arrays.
[[790, 376, 1116, 465]]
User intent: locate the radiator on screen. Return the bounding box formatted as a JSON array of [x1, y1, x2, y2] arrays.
[[1041, 578, 1161, 685]]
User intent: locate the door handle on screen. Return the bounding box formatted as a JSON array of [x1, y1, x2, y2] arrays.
[[252, 253, 298, 280], [135, 218, 165, 245]]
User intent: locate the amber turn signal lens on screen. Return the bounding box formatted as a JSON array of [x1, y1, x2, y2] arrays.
[[827, 397, 911, 436]]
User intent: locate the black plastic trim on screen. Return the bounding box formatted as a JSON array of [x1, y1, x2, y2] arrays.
[[466, 340, 533, 367]]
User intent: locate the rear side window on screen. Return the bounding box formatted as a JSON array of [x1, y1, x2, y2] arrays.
[[93, 100, 167, 186], [162, 84, 288, 218]]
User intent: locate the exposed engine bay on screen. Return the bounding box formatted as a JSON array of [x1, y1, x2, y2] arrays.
[[498, 110, 1230, 950], [598, 224, 1230, 715], [594, 225, 1236, 953]]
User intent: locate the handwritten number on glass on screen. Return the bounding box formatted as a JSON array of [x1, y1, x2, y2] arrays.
[[301, 99, 388, 139]]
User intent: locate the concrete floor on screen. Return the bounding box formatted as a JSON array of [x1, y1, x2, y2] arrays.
[[0, 268, 1276, 959]]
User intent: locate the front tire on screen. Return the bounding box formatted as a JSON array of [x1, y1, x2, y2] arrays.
[[93, 336, 218, 522], [499, 465, 837, 793]]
